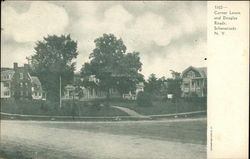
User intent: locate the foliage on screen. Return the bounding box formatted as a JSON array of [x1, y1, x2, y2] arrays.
[[170, 70, 181, 80], [0, 99, 127, 117], [81, 34, 143, 99], [166, 78, 182, 98], [164, 70, 182, 100], [144, 74, 164, 98], [136, 91, 153, 107], [30, 34, 78, 102]]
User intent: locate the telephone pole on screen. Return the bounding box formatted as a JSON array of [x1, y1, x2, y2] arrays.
[[59, 75, 62, 108]]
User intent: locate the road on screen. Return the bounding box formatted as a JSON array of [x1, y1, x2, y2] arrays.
[[0, 119, 206, 159]]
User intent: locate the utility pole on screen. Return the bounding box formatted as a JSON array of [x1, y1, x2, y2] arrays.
[[59, 75, 62, 108]]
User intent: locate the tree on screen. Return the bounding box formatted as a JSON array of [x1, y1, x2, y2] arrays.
[[144, 74, 163, 97], [166, 70, 182, 100], [136, 92, 153, 107], [170, 70, 181, 80], [30, 34, 78, 102], [115, 52, 144, 95], [81, 33, 143, 100]]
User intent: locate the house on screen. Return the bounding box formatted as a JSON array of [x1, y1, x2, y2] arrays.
[[1, 62, 46, 100], [63, 73, 126, 101], [0, 69, 15, 99], [181, 66, 207, 97], [123, 82, 145, 100], [62, 84, 77, 100], [31, 76, 46, 100], [11, 63, 33, 99], [62, 84, 109, 101], [135, 82, 144, 95]]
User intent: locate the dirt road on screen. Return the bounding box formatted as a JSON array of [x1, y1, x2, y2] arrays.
[[1, 119, 206, 159]]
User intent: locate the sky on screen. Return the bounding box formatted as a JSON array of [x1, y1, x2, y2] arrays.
[[1, 1, 207, 78]]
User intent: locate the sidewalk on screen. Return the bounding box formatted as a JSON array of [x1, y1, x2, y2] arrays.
[[111, 106, 145, 117]]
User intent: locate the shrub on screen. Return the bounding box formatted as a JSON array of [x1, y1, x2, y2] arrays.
[[136, 92, 153, 107]]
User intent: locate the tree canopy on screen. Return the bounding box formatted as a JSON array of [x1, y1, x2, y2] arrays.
[[81, 33, 143, 99], [144, 74, 164, 97], [166, 70, 182, 99], [30, 34, 78, 102]]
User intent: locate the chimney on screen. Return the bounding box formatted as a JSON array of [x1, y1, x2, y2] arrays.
[[24, 64, 29, 69], [13, 62, 18, 70]]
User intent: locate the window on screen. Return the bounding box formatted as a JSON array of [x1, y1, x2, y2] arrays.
[[26, 91, 29, 96], [20, 73, 23, 79], [20, 83, 23, 87], [4, 91, 9, 96], [20, 91, 23, 96], [197, 81, 200, 86], [35, 92, 37, 96], [192, 81, 195, 86], [3, 82, 9, 87], [25, 82, 28, 86]]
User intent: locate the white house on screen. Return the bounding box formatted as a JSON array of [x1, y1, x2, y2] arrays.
[[31, 76, 44, 100], [0, 69, 15, 99]]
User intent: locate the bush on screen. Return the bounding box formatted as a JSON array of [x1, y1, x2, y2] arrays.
[[136, 92, 153, 107]]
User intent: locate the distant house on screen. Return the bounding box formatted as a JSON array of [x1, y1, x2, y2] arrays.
[[62, 74, 108, 101], [31, 76, 46, 100], [181, 66, 207, 97], [0, 69, 15, 99], [62, 84, 111, 101], [135, 82, 144, 95], [1, 62, 46, 100], [63, 84, 77, 100], [123, 82, 145, 100], [63, 73, 130, 101], [11, 63, 33, 99]]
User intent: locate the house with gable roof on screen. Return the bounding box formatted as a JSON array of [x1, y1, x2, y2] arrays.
[[1, 69, 15, 99], [181, 66, 207, 97], [31, 76, 46, 100], [1, 62, 46, 100]]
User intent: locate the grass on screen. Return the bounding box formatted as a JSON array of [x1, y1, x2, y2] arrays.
[[1, 119, 206, 159], [0, 99, 127, 117], [0, 98, 206, 119], [111, 99, 207, 115], [36, 118, 207, 145], [0, 140, 83, 159]]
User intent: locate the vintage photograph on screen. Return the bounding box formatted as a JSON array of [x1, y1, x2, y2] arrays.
[[1, 1, 207, 159]]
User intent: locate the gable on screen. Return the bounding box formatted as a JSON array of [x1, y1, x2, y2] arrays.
[[182, 67, 202, 78]]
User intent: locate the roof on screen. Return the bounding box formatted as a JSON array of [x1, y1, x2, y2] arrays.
[[1, 67, 13, 72], [65, 84, 75, 90], [181, 66, 207, 78], [1, 69, 15, 81], [196, 67, 207, 78], [1, 69, 15, 74], [31, 76, 42, 86], [31, 76, 43, 91]]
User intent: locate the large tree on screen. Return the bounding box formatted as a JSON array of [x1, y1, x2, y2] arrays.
[[144, 74, 163, 97], [166, 70, 182, 100], [30, 34, 78, 102], [81, 33, 143, 99]]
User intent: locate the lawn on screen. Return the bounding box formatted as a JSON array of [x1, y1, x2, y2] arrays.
[[111, 99, 207, 115], [36, 118, 207, 145], [1, 98, 206, 118], [1, 119, 206, 159], [0, 99, 127, 117]]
